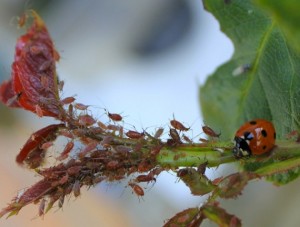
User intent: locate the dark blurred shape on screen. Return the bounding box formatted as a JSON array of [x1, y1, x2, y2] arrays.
[[134, 1, 192, 56]]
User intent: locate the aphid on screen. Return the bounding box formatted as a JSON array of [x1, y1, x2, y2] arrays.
[[40, 141, 53, 150], [73, 180, 81, 197], [106, 160, 119, 170], [128, 182, 144, 197], [197, 161, 208, 175], [154, 128, 164, 139], [233, 119, 276, 158], [38, 199, 46, 217], [67, 166, 82, 176], [56, 141, 74, 161], [74, 103, 89, 110], [169, 128, 181, 143], [58, 195, 65, 208], [150, 145, 162, 156], [78, 141, 98, 158], [232, 63, 251, 76], [170, 119, 189, 131], [35, 104, 44, 117], [78, 114, 96, 126], [199, 138, 209, 143], [97, 121, 108, 130], [61, 96, 76, 105], [18, 13, 27, 28], [58, 80, 64, 91], [126, 130, 145, 139], [202, 125, 221, 138], [38, 60, 53, 72], [107, 111, 122, 121], [135, 174, 156, 183], [182, 134, 192, 143]]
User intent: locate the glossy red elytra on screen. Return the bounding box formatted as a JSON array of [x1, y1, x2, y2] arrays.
[[233, 119, 276, 158]]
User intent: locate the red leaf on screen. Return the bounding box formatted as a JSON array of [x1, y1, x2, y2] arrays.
[[0, 79, 22, 107], [16, 123, 64, 166], [11, 10, 61, 117]]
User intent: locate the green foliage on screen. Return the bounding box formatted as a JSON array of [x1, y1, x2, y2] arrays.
[[200, 0, 300, 139], [256, 0, 300, 52]]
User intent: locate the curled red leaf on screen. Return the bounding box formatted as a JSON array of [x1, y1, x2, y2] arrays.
[[0, 10, 62, 118], [16, 123, 64, 166]]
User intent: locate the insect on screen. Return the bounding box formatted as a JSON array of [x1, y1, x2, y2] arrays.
[[170, 119, 189, 131], [202, 125, 221, 138], [233, 119, 276, 158], [128, 182, 144, 197], [126, 130, 144, 139]]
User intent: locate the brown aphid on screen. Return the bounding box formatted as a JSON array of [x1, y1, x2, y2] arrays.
[[126, 130, 145, 139], [197, 161, 208, 175], [108, 112, 122, 121], [199, 138, 209, 143], [78, 141, 98, 158], [170, 119, 189, 131], [97, 121, 108, 130], [40, 141, 54, 150], [128, 182, 144, 197], [74, 103, 89, 110], [57, 141, 74, 161], [61, 96, 76, 105], [154, 128, 164, 139], [58, 195, 65, 208], [138, 159, 152, 172], [18, 13, 27, 28], [182, 134, 192, 143], [202, 125, 221, 138], [38, 199, 46, 217], [35, 104, 43, 117], [73, 180, 81, 197], [150, 145, 162, 156], [78, 114, 96, 126], [106, 160, 119, 170], [136, 174, 156, 183], [169, 128, 181, 143]]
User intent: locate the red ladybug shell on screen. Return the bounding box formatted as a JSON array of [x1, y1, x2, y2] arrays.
[[233, 119, 276, 158]]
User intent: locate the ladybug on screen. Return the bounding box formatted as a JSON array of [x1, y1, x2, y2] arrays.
[[233, 119, 276, 158]]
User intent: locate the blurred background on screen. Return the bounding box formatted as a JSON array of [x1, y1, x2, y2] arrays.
[[1, 1, 299, 227]]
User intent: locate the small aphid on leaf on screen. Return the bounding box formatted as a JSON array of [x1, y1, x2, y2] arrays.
[[170, 119, 189, 131], [169, 128, 181, 143], [78, 114, 96, 126], [73, 180, 81, 197], [182, 134, 192, 143], [128, 182, 144, 197], [107, 110, 123, 122], [197, 161, 208, 175], [40, 141, 53, 150], [78, 141, 98, 158], [38, 199, 46, 217], [154, 127, 164, 139], [199, 138, 209, 143], [202, 125, 221, 138], [56, 141, 74, 161], [97, 121, 108, 130], [232, 64, 251, 76], [58, 80, 64, 91], [74, 103, 89, 110], [35, 104, 44, 117], [126, 130, 145, 139], [61, 97, 76, 105], [135, 174, 156, 183]]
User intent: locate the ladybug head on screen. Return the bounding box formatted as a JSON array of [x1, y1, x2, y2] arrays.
[[233, 136, 251, 158]]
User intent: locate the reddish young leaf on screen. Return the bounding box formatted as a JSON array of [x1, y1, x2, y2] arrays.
[[201, 202, 242, 227], [8, 10, 61, 118], [164, 208, 203, 227], [16, 123, 64, 166]]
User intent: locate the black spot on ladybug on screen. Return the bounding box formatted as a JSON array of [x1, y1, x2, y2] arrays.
[[261, 129, 267, 137], [263, 145, 267, 150], [274, 132, 276, 139], [249, 121, 257, 125], [244, 131, 254, 140]]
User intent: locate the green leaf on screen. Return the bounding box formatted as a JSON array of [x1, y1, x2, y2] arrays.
[[255, 0, 300, 52], [200, 0, 300, 139]]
